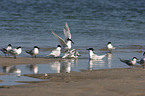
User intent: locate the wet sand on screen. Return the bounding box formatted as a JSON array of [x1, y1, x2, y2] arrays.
[[0, 57, 145, 96]]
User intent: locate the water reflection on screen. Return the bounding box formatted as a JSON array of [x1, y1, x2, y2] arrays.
[[49, 59, 78, 73], [50, 61, 61, 73], [88, 59, 105, 70], [26, 64, 38, 74], [106, 53, 113, 68], [60, 59, 72, 73], [3, 66, 21, 76]]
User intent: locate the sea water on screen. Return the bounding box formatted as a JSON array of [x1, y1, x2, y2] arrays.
[[0, 0, 145, 71]]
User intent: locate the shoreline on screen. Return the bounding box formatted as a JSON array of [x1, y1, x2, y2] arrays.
[[0, 57, 145, 96], [0, 68, 145, 95], [0, 56, 65, 66]]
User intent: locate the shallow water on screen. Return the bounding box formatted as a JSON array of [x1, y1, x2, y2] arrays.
[[0, 0, 145, 86], [0, 75, 45, 86]]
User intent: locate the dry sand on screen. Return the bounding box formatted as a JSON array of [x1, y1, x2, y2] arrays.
[[0, 57, 145, 96]]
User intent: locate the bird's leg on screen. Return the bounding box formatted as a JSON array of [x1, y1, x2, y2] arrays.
[[14, 56, 16, 59]]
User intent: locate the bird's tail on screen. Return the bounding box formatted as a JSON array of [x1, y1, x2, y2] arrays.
[[25, 51, 29, 53]]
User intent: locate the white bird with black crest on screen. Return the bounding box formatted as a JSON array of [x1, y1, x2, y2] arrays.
[[51, 23, 74, 51], [1, 44, 12, 56], [137, 52, 145, 68], [120, 57, 138, 68], [25, 46, 40, 58], [106, 42, 116, 52], [87, 48, 106, 60], [9, 46, 22, 59], [47, 45, 61, 57], [62, 49, 81, 58]]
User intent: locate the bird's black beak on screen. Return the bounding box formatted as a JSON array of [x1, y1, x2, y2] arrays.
[[70, 39, 74, 44]]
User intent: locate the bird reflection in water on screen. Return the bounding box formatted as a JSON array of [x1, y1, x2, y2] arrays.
[[26, 64, 38, 74], [106, 53, 113, 68], [60, 59, 77, 73], [50, 61, 61, 73], [88, 59, 105, 70], [3, 66, 21, 76]]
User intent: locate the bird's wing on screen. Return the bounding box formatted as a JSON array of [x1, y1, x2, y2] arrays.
[[93, 54, 106, 59], [48, 48, 59, 57], [120, 58, 131, 65], [9, 49, 17, 55], [25, 49, 34, 54], [64, 22, 71, 41], [138, 58, 145, 64], [51, 30, 67, 47]]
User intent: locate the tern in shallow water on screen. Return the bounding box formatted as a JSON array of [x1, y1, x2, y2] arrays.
[[25, 46, 40, 58], [9, 46, 22, 59], [47, 45, 61, 57], [106, 42, 116, 52], [62, 49, 81, 58], [137, 52, 145, 68], [1, 44, 12, 56], [51, 23, 74, 51], [120, 57, 138, 68], [87, 48, 106, 60]]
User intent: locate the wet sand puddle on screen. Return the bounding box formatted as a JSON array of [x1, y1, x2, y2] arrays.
[[0, 47, 144, 86]]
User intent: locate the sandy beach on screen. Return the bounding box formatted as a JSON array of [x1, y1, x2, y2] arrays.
[[0, 57, 145, 96]]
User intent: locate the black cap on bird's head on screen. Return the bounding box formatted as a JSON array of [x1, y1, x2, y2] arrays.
[[57, 45, 61, 47], [8, 44, 12, 46], [86, 48, 94, 51], [132, 57, 138, 60], [143, 52, 145, 56], [107, 42, 111, 44], [34, 46, 40, 49], [67, 38, 74, 44], [17, 46, 21, 49]]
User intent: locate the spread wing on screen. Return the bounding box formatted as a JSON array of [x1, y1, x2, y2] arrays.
[[51, 30, 67, 47], [64, 22, 71, 41]]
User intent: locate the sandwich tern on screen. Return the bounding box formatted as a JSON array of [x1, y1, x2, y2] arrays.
[[47, 45, 61, 57], [107, 42, 116, 52], [51, 23, 74, 51], [120, 57, 138, 67], [25, 46, 40, 58], [9, 46, 22, 59], [62, 49, 80, 58], [87, 48, 106, 60], [1, 44, 12, 56], [137, 52, 145, 68]]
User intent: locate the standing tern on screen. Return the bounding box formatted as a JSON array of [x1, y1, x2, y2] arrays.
[[9, 46, 22, 59], [51, 23, 74, 51], [86, 48, 106, 60], [120, 57, 138, 68], [107, 42, 116, 52], [25, 46, 40, 58], [47, 45, 61, 57], [137, 52, 145, 68], [1, 44, 12, 56]]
